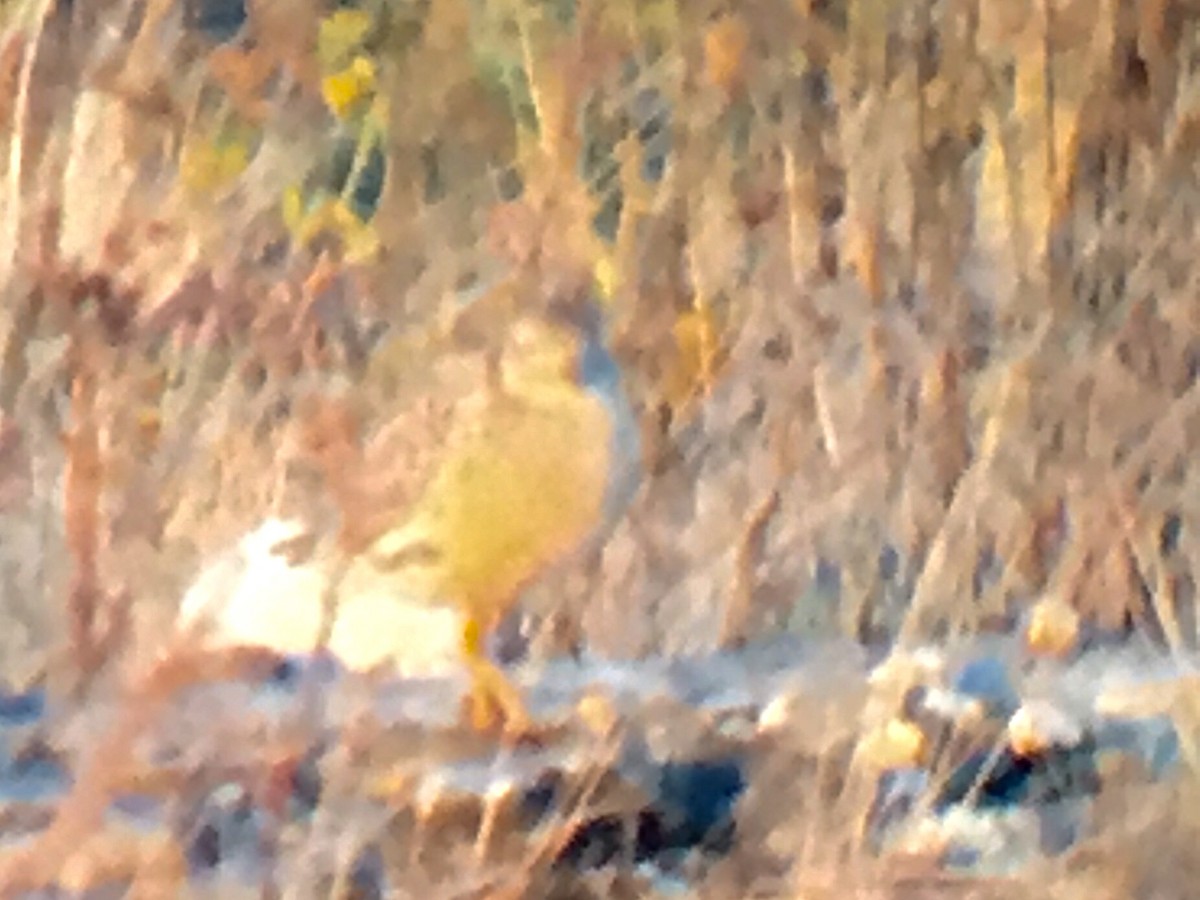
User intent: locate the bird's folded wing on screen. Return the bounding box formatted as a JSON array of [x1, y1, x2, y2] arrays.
[[365, 384, 613, 617]]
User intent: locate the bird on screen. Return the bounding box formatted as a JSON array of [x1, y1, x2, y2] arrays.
[[177, 289, 640, 741], [357, 293, 641, 739]]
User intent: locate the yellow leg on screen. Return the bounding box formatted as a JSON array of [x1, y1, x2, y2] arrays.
[[460, 616, 534, 740]]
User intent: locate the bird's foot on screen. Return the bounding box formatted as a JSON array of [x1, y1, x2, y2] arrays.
[[461, 687, 547, 747], [461, 618, 551, 746]]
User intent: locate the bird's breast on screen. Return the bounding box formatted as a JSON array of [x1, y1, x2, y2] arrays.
[[381, 386, 614, 617]]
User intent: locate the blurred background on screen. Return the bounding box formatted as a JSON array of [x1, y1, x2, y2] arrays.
[[1, 0, 1199, 894], [1, 0, 1195, 680]]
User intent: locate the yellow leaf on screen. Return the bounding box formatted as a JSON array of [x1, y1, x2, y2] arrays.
[[856, 718, 928, 770], [287, 194, 379, 260], [281, 184, 306, 233], [135, 406, 162, 451], [281, 192, 336, 245], [617, 0, 677, 43], [179, 133, 250, 195], [322, 55, 376, 119], [1025, 595, 1080, 658], [704, 14, 748, 94], [317, 8, 373, 70], [330, 199, 380, 261], [664, 299, 726, 409], [592, 252, 619, 303]]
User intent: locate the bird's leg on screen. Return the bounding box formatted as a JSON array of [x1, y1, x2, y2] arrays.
[[483, 344, 507, 399], [460, 614, 534, 740]]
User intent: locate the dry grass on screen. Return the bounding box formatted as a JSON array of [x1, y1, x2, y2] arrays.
[[1, 0, 1199, 895]]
